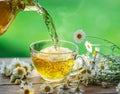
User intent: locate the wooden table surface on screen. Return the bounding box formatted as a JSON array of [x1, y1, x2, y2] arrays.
[[0, 58, 117, 94]]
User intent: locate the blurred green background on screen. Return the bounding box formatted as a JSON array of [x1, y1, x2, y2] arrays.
[[0, 0, 120, 57]]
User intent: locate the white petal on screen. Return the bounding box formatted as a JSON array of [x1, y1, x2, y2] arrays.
[[85, 41, 92, 53]]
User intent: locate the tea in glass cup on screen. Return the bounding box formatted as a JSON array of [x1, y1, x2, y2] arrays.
[[30, 40, 78, 82]]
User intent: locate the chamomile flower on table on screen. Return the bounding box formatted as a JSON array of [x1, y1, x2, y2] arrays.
[[20, 80, 33, 94], [81, 76, 89, 86], [72, 57, 83, 73], [116, 83, 120, 94], [0, 58, 33, 84], [40, 83, 54, 94], [74, 29, 86, 43], [23, 85, 34, 94], [0, 61, 6, 74], [80, 67, 91, 77], [5, 66, 12, 76], [22, 62, 32, 73], [20, 80, 32, 88], [57, 83, 73, 94], [80, 68, 91, 86], [10, 58, 23, 70], [85, 41, 92, 53], [74, 86, 84, 94], [13, 67, 26, 78], [0, 61, 12, 76]]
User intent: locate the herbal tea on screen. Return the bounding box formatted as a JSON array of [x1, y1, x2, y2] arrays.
[[0, 0, 17, 34], [32, 46, 75, 81]]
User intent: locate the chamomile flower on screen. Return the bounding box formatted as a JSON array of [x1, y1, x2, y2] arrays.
[[74, 29, 86, 43], [116, 83, 120, 94], [98, 61, 108, 71], [80, 67, 91, 77], [40, 83, 54, 94], [5, 66, 12, 76], [90, 69, 97, 78], [101, 82, 108, 88], [99, 63, 105, 70], [73, 57, 83, 71], [22, 62, 31, 73], [0, 61, 6, 74], [0, 61, 11, 76], [10, 75, 16, 82], [74, 86, 84, 94], [93, 47, 100, 55], [85, 41, 92, 53], [20, 80, 32, 88], [13, 67, 26, 78], [0, 58, 33, 85], [10, 58, 23, 69], [82, 54, 92, 66], [23, 85, 34, 94], [57, 88, 72, 94], [15, 79, 21, 84], [81, 76, 89, 86], [57, 83, 72, 94]]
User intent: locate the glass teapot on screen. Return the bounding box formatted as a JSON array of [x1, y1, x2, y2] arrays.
[[0, 0, 58, 46], [0, 0, 42, 35]]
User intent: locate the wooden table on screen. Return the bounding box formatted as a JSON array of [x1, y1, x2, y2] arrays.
[[0, 58, 117, 94]]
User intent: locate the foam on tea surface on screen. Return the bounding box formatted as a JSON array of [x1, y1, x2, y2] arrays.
[[39, 46, 73, 62], [32, 46, 75, 81]]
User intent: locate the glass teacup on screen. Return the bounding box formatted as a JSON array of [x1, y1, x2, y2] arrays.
[[30, 40, 78, 82]]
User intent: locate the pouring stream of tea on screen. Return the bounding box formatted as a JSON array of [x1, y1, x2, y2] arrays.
[[25, 2, 59, 48]]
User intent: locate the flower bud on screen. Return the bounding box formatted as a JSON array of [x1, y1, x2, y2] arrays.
[[10, 75, 16, 83], [15, 79, 21, 85]]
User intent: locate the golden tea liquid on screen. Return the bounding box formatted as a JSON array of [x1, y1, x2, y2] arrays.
[[32, 46, 75, 81]]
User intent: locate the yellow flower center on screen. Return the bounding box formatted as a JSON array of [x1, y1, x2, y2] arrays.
[[78, 67, 83, 71], [87, 44, 90, 49], [77, 34, 82, 39], [83, 77, 88, 83], [24, 89, 34, 94], [81, 69, 86, 74], [23, 66, 29, 71], [17, 69, 24, 75], [76, 75, 81, 80], [15, 63, 21, 67], [93, 50, 98, 55], [87, 69, 91, 74], [100, 64, 105, 70], [24, 89, 30, 94], [44, 86, 51, 92], [66, 79, 70, 84]]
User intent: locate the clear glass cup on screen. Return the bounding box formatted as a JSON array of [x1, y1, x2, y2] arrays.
[[30, 40, 78, 82]]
